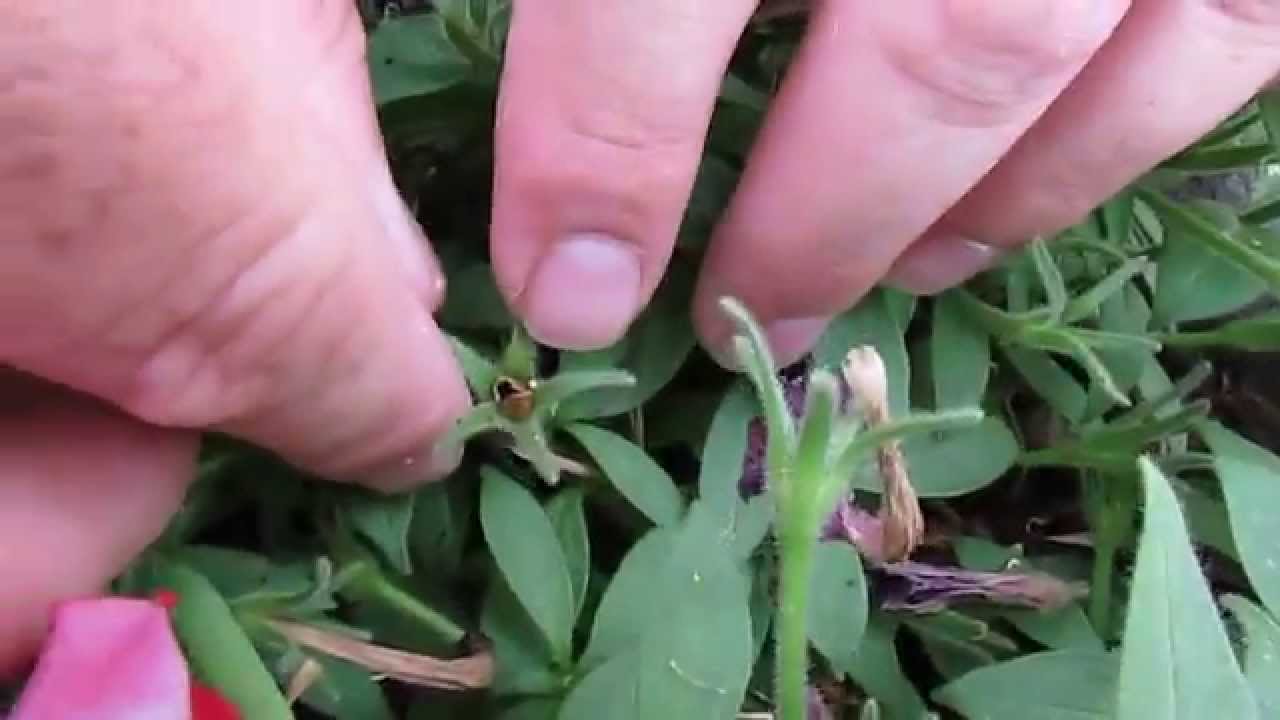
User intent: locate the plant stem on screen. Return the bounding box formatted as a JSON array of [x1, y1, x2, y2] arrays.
[[339, 560, 467, 647], [775, 519, 817, 720]]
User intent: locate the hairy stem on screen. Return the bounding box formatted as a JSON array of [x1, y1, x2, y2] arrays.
[[775, 518, 818, 720]]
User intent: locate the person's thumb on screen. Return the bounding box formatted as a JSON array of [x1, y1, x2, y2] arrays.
[[0, 1, 470, 489]]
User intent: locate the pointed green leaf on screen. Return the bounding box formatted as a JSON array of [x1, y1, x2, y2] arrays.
[[1223, 595, 1280, 717], [151, 562, 294, 720], [698, 383, 757, 520], [931, 292, 990, 410], [545, 487, 590, 621], [841, 615, 929, 720], [565, 501, 754, 720], [566, 423, 684, 526], [1116, 458, 1256, 720], [807, 541, 869, 670], [368, 13, 471, 106], [934, 650, 1117, 720], [344, 490, 415, 575], [479, 467, 575, 663], [1200, 421, 1280, 619]]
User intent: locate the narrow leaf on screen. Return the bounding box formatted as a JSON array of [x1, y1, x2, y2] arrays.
[[934, 650, 1118, 720], [1223, 595, 1280, 717], [344, 491, 415, 575], [479, 467, 576, 663], [807, 542, 869, 670], [545, 487, 591, 621], [1200, 421, 1280, 619], [931, 292, 991, 410], [566, 423, 684, 526], [1115, 458, 1256, 720]]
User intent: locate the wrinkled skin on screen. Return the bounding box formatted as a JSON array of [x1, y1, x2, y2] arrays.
[[3, 0, 1279, 675]]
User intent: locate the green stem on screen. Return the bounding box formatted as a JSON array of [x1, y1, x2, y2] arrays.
[[775, 524, 817, 720], [1088, 535, 1116, 640], [337, 559, 467, 647]]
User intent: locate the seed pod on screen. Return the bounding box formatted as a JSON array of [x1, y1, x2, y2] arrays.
[[492, 376, 536, 421]]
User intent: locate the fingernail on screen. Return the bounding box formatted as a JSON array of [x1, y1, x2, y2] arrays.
[[370, 170, 446, 309], [763, 316, 830, 367], [363, 440, 463, 494], [521, 232, 642, 350], [885, 234, 1002, 296]]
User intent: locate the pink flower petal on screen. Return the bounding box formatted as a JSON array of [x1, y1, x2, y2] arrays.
[[9, 597, 190, 720]]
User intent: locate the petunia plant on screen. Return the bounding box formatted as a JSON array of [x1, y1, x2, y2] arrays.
[[719, 296, 983, 720]]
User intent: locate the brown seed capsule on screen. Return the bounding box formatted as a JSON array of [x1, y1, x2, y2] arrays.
[[493, 376, 536, 421]]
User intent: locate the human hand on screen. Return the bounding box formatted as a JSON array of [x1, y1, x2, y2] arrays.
[[486, 0, 1280, 367], [0, 2, 470, 673]]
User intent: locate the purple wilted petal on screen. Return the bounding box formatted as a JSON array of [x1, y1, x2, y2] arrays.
[[822, 496, 888, 563], [874, 561, 1086, 613], [739, 360, 813, 497]]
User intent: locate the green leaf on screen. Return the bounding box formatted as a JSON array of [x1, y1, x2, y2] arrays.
[[807, 541, 869, 670], [1115, 458, 1257, 720], [934, 650, 1118, 719], [841, 615, 929, 720], [931, 292, 990, 410], [1150, 200, 1265, 326], [852, 418, 1017, 498], [368, 13, 472, 106], [535, 369, 636, 414], [564, 501, 754, 720], [1007, 605, 1104, 653], [545, 487, 591, 621], [1159, 311, 1280, 351], [566, 423, 684, 526], [816, 289, 910, 417], [579, 526, 680, 665], [151, 562, 294, 720], [344, 490, 415, 575], [1139, 188, 1280, 298], [698, 383, 756, 521], [480, 574, 563, 697], [498, 698, 563, 720], [1223, 595, 1280, 717], [908, 613, 1001, 680], [1200, 421, 1280, 618], [410, 476, 474, 580], [1004, 346, 1087, 424], [1029, 239, 1069, 321], [479, 467, 576, 663]]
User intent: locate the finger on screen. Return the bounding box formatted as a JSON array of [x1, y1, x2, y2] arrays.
[[0, 373, 197, 678], [491, 0, 757, 350], [0, 2, 469, 489], [692, 0, 1129, 365], [886, 0, 1280, 293]]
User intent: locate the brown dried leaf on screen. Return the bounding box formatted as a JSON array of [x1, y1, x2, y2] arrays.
[[842, 346, 923, 562], [268, 619, 493, 691]]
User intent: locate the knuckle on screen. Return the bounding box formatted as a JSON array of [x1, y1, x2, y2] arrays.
[[120, 215, 339, 430], [881, 0, 1124, 127]]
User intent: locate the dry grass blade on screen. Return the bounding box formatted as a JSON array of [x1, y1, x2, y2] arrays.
[[268, 619, 493, 691], [842, 346, 924, 562]]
